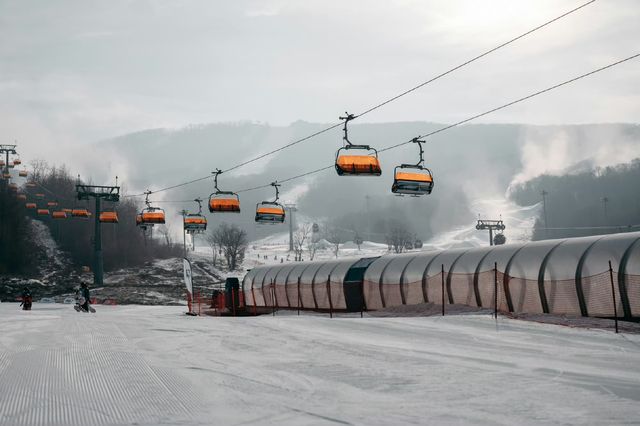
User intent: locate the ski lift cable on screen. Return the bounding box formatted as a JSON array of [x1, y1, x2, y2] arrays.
[[123, 0, 598, 198], [232, 53, 640, 194]]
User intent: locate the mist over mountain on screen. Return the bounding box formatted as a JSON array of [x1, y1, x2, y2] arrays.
[[87, 121, 640, 243]]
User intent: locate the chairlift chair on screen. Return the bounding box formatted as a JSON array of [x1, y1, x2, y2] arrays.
[[184, 198, 207, 233], [391, 137, 434, 196], [100, 211, 119, 223], [12, 158, 21, 166], [25, 203, 37, 210], [37, 209, 50, 217], [138, 191, 165, 226], [414, 239, 423, 249], [8, 183, 18, 192], [335, 113, 382, 176], [2, 172, 10, 179], [18, 170, 27, 177], [208, 170, 240, 213], [493, 233, 506, 246], [72, 208, 91, 219], [17, 194, 27, 201], [52, 211, 68, 219], [35, 193, 44, 199], [255, 182, 285, 224], [26, 182, 36, 188], [47, 201, 58, 208]]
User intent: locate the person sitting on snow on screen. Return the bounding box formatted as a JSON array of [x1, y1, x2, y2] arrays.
[[80, 282, 90, 312]]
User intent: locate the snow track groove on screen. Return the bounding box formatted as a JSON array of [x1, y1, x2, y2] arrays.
[[0, 309, 197, 426]]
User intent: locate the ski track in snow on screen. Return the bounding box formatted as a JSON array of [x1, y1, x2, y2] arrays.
[[1, 304, 640, 425]]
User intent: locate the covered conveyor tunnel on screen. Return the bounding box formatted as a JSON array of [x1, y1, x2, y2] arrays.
[[242, 232, 640, 319]]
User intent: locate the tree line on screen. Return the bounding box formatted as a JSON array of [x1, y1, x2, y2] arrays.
[[509, 159, 640, 240]]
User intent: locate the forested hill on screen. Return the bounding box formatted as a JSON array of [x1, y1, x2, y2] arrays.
[[509, 159, 640, 240]]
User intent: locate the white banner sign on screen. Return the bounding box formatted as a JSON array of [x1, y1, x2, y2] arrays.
[[183, 258, 193, 298]]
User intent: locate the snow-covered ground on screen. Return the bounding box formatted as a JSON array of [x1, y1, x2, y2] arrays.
[[1, 304, 639, 425]]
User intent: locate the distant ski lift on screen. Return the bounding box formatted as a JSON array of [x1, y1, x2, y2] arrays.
[[26, 182, 36, 188], [493, 233, 506, 245], [335, 113, 382, 176], [391, 137, 434, 196], [52, 211, 68, 219], [37, 209, 50, 217], [99, 211, 119, 223], [18, 170, 27, 177], [35, 193, 44, 199], [47, 201, 58, 208], [8, 183, 18, 192], [184, 198, 207, 233], [312, 223, 319, 233], [208, 170, 240, 213], [12, 158, 21, 166], [414, 239, 423, 249], [255, 182, 285, 224], [2, 172, 10, 179], [404, 241, 414, 251], [17, 194, 27, 201], [72, 208, 91, 219]]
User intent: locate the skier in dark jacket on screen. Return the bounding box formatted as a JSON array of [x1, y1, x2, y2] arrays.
[[20, 287, 32, 311], [80, 283, 90, 312]]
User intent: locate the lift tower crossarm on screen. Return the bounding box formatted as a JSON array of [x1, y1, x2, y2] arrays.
[[476, 219, 506, 246]]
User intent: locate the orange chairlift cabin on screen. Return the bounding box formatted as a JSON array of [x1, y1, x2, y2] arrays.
[[100, 210, 119, 223], [25, 202, 37, 209], [12, 158, 21, 166], [209, 169, 240, 213], [255, 182, 285, 224], [18, 170, 28, 177], [137, 191, 166, 228], [184, 198, 207, 233], [72, 208, 91, 218], [335, 112, 382, 176], [391, 137, 434, 196], [17, 194, 27, 201], [35, 193, 44, 199], [47, 200, 58, 208], [37, 208, 50, 217], [52, 211, 68, 219], [2, 172, 10, 179], [26, 181, 36, 188]]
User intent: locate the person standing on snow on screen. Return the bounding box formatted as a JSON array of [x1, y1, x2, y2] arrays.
[[20, 287, 32, 311], [80, 282, 90, 312]]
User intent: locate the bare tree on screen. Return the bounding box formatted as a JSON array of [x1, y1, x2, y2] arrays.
[[210, 223, 247, 271], [293, 223, 312, 261], [386, 221, 412, 254], [157, 224, 172, 246], [204, 232, 218, 267], [324, 225, 343, 258]]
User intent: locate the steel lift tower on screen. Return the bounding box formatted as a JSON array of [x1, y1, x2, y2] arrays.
[[0, 144, 17, 189], [476, 219, 506, 246], [76, 178, 120, 286]]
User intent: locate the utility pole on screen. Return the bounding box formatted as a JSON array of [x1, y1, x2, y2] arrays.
[[76, 177, 120, 286], [365, 195, 371, 241], [476, 218, 506, 246], [180, 209, 188, 258], [285, 203, 297, 252], [541, 189, 549, 239], [0, 144, 18, 191], [602, 197, 609, 224]]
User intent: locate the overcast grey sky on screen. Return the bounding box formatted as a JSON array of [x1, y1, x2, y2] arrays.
[[1, 0, 638, 161]]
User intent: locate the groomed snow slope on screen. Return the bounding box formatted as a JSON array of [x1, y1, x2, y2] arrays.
[[1, 304, 639, 425]]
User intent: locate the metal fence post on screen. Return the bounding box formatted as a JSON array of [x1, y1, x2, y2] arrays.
[[609, 260, 619, 334], [327, 275, 333, 319], [494, 262, 498, 319], [441, 264, 445, 316]]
